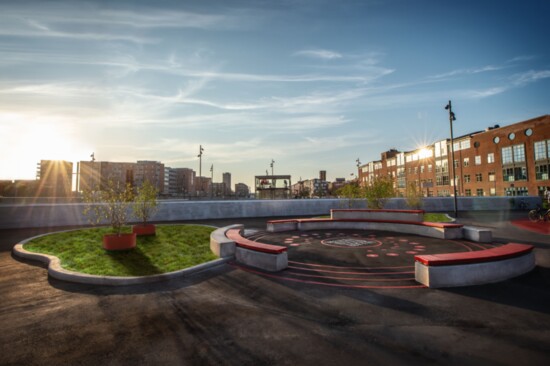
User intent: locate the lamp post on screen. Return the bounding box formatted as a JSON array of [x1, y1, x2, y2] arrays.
[[210, 164, 213, 198], [197, 145, 204, 197], [270, 159, 275, 175], [445, 100, 458, 218]]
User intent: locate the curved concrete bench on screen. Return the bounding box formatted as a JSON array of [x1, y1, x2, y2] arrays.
[[267, 218, 464, 240], [210, 224, 242, 258], [225, 228, 288, 272], [414, 243, 535, 288], [331, 209, 425, 222]]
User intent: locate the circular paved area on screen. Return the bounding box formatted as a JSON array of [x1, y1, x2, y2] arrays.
[[236, 229, 496, 289]]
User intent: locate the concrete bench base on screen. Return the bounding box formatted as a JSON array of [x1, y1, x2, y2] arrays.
[[210, 224, 241, 258], [211, 225, 288, 272], [236, 247, 288, 272], [415, 243, 535, 288], [463, 226, 492, 243]]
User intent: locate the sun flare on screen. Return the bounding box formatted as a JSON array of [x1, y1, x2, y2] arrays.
[[1, 113, 91, 179]]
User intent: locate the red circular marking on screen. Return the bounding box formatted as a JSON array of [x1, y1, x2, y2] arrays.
[[386, 253, 399, 257], [290, 243, 300, 247], [366, 254, 379, 258], [406, 251, 418, 254]]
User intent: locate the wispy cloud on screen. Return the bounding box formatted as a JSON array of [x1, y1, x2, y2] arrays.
[[429, 65, 504, 79], [294, 49, 343, 60], [463, 87, 508, 99], [511, 70, 550, 86]]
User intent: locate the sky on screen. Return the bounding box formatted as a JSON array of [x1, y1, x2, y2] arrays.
[[0, 0, 549, 189]]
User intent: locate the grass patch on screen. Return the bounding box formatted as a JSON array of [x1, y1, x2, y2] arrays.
[[23, 225, 217, 277], [423, 213, 452, 222]]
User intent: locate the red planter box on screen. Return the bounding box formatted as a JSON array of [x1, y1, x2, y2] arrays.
[[103, 233, 137, 251], [132, 224, 156, 236]]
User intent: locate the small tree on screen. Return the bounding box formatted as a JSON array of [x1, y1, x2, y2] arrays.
[[132, 180, 159, 225], [405, 181, 423, 209], [363, 176, 396, 209], [337, 181, 362, 208], [82, 180, 134, 235]]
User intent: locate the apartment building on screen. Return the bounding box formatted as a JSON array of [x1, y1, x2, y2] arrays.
[[358, 115, 550, 198], [222, 173, 232, 195], [167, 167, 195, 196], [135, 161, 164, 193], [36, 160, 73, 197], [78, 160, 164, 193], [78, 161, 135, 192]]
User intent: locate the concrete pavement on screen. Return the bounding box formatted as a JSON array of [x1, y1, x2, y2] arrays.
[[1, 213, 549, 365]]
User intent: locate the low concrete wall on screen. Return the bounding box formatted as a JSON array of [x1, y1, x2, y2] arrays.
[[0, 196, 541, 229]]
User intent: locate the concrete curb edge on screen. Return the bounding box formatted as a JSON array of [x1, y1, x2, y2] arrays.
[[12, 225, 233, 286]]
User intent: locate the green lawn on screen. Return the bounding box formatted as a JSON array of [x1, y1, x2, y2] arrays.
[[23, 225, 217, 277], [423, 213, 452, 222]]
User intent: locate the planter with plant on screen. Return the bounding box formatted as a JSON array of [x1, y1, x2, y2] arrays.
[[82, 180, 136, 251], [132, 180, 159, 236]]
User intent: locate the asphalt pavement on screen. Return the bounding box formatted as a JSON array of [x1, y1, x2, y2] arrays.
[[1, 212, 549, 365]]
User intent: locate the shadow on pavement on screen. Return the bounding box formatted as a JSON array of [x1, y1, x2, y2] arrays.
[[443, 266, 550, 315]]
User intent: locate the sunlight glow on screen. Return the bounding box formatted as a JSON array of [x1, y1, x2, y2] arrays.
[[0, 113, 91, 179]]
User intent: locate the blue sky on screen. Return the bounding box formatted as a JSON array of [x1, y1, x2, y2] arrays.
[[1, 0, 549, 189]]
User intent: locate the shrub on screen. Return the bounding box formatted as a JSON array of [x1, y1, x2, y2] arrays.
[[133, 180, 159, 224], [82, 180, 134, 235], [363, 176, 396, 209]]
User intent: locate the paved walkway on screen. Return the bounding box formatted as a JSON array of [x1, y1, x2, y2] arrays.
[[1, 212, 549, 365]]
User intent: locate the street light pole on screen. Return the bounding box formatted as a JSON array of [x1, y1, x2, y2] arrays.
[[270, 159, 275, 176], [445, 100, 458, 218], [197, 145, 204, 197], [210, 164, 213, 198]]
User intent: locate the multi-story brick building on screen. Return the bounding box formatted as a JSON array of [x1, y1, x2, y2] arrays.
[[78, 161, 135, 192], [36, 160, 73, 197], [358, 115, 550, 198], [135, 161, 164, 193], [167, 167, 195, 196]]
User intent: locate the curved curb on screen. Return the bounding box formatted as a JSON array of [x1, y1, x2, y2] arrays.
[[12, 226, 231, 286]]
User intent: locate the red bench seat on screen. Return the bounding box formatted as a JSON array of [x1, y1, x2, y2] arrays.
[[226, 229, 287, 254], [415, 243, 533, 266]]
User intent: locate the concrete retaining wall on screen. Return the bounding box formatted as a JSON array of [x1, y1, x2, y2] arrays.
[[0, 196, 541, 229]]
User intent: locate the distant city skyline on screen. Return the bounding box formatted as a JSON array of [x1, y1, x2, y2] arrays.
[[1, 0, 549, 188]]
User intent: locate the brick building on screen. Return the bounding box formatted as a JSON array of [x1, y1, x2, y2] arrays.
[[78, 160, 164, 193], [358, 115, 550, 198], [36, 160, 73, 197]]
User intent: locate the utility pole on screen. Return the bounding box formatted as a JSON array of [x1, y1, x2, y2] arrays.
[[445, 101, 458, 218], [197, 145, 204, 197]]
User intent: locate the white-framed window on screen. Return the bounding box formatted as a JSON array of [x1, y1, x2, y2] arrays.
[[534, 141, 548, 160], [475, 156, 481, 165], [487, 153, 495, 164]]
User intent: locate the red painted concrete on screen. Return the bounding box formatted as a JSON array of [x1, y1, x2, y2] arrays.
[[414, 243, 533, 266]]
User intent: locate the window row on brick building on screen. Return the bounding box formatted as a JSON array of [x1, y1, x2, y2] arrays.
[[358, 115, 550, 197]]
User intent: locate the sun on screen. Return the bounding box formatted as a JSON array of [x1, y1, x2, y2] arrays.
[[0, 113, 91, 179]]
